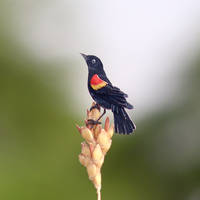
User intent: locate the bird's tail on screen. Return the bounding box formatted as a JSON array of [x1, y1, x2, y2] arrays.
[[111, 105, 136, 134]]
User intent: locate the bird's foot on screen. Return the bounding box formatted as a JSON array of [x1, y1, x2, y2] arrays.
[[87, 119, 101, 125], [90, 103, 101, 112]]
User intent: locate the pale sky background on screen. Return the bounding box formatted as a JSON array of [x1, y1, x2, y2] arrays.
[[9, 0, 200, 120]]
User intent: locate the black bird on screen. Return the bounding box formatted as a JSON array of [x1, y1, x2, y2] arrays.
[[81, 53, 136, 134]]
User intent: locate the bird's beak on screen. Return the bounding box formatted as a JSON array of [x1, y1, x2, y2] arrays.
[[80, 53, 88, 61]]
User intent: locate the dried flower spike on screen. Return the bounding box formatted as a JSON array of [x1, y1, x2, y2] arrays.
[[76, 102, 114, 200]]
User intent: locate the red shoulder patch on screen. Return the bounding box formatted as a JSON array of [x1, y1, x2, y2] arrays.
[[90, 74, 107, 90], [90, 74, 104, 85]]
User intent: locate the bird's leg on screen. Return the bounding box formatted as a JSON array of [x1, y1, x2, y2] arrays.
[[89, 103, 101, 112], [87, 109, 106, 126], [97, 108, 106, 121]]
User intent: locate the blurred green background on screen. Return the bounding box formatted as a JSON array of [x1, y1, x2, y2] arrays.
[[0, 1, 200, 200]]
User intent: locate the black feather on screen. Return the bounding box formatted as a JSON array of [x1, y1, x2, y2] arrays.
[[113, 105, 135, 134]]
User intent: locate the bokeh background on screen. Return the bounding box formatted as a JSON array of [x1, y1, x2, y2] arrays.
[[0, 1, 200, 200]]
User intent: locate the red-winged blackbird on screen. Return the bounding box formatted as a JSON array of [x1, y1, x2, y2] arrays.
[[81, 53, 136, 135]]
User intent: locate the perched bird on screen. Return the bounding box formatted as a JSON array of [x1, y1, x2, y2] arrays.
[[81, 53, 136, 134]]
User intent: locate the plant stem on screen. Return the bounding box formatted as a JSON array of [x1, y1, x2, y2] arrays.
[[97, 187, 101, 200]]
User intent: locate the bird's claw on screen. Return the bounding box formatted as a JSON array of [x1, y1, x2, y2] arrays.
[[87, 119, 101, 125]]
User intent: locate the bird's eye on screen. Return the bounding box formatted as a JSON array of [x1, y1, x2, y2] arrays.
[[91, 59, 96, 64]]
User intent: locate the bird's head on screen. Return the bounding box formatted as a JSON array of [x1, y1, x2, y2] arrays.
[[81, 53, 104, 72]]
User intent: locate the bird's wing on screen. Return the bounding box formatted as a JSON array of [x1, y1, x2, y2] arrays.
[[93, 74, 127, 95], [90, 74, 133, 109]]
